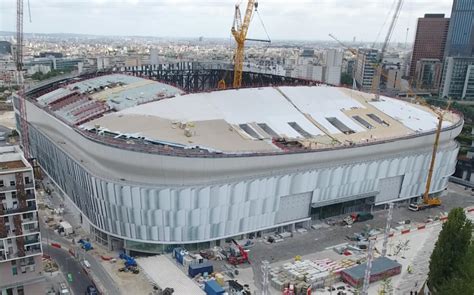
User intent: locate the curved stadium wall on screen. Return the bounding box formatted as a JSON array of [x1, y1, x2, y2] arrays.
[[14, 83, 462, 252]]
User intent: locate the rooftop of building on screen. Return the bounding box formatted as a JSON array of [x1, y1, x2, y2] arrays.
[[342, 257, 402, 281], [32, 73, 461, 155], [0, 146, 30, 172]]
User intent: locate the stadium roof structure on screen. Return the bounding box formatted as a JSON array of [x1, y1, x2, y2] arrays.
[[33, 74, 459, 155]]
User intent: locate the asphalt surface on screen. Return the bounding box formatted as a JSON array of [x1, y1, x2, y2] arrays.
[[43, 244, 94, 295], [247, 183, 474, 290], [40, 186, 122, 295]]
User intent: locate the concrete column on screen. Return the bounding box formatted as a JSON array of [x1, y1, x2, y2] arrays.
[[291, 223, 296, 232], [107, 234, 112, 251]]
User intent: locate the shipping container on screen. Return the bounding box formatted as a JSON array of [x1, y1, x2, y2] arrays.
[[204, 280, 225, 295], [174, 248, 185, 265], [188, 261, 213, 277]]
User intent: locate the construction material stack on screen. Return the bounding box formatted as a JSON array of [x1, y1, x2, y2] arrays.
[[269, 258, 358, 292]]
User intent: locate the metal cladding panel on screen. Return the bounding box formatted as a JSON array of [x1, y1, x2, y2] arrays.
[[276, 193, 312, 224], [375, 176, 404, 203]]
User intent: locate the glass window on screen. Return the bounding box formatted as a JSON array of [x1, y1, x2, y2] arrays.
[[12, 267, 17, 276]]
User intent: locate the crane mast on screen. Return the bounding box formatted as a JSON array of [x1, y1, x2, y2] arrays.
[[371, 0, 404, 100], [422, 101, 450, 204], [231, 0, 257, 89], [16, 0, 30, 158]]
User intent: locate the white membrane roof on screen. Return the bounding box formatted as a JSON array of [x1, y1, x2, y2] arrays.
[[279, 86, 366, 134], [120, 87, 324, 138], [369, 97, 452, 132], [78, 79, 460, 153]]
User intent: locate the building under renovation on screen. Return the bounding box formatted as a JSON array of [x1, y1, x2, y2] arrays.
[[15, 68, 462, 253], [0, 146, 44, 294]]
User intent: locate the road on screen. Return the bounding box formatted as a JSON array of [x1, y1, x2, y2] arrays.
[[40, 189, 122, 295], [43, 244, 94, 295]]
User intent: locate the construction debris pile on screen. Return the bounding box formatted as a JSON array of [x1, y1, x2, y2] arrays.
[[269, 258, 358, 292]]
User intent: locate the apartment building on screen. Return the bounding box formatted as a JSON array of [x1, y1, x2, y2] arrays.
[[355, 48, 378, 90], [0, 146, 44, 295]]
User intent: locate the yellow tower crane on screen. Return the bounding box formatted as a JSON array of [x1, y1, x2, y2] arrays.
[[231, 0, 258, 89]]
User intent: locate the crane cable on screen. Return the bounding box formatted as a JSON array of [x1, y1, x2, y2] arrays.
[[255, 9, 272, 76], [372, 0, 397, 48], [256, 10, 271, 43]]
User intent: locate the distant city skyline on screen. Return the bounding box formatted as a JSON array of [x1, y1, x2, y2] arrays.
[[0, 0, 454, 42]]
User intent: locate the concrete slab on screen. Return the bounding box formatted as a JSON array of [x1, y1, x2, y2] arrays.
[[137, 255, 205, 294]]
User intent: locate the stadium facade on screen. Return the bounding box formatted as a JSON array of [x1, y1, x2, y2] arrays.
[[15, 72, 462, 253]]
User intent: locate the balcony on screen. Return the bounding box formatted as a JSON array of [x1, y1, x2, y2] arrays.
[[21, 214, 38, 224], [24, 238, 40, 245], [25, 193, 36, 200], [22, 226, 39, 235], [2, 247, 41, 261], [0, 204, 37, 216], [0, 183, 34, 193], [24, 245, 41, 255]]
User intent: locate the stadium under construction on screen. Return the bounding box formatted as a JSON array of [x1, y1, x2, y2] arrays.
[[14, 65, 462, 254]]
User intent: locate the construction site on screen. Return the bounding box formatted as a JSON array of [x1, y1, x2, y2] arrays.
[[2, 0, 473, 294], [35, 174, 474, 295]]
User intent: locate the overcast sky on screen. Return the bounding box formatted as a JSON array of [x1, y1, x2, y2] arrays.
[[0, 0, 454, 42]]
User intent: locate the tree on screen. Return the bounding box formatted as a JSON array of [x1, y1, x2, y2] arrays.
[[340, 72, 353, 86], [437, 244, 474, 294], [427, 208, 473, 293]]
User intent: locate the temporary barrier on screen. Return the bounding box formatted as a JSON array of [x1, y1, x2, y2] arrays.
[[51, 243, 61, 249]]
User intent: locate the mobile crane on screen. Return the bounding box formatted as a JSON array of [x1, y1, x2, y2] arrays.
[[330, 33, 452, 212], [331, 0, 448, 213], [408, 100, 452, 212], [227, 239, 250, 265]]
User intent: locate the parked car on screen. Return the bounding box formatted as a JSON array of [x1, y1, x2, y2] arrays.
[[59, 283, 70, 295], [82, 259, 91, 269]]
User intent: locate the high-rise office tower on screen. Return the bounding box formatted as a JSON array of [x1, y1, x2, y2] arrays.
[[409, 14, 449, 78], [444, 0, 474, 57]]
